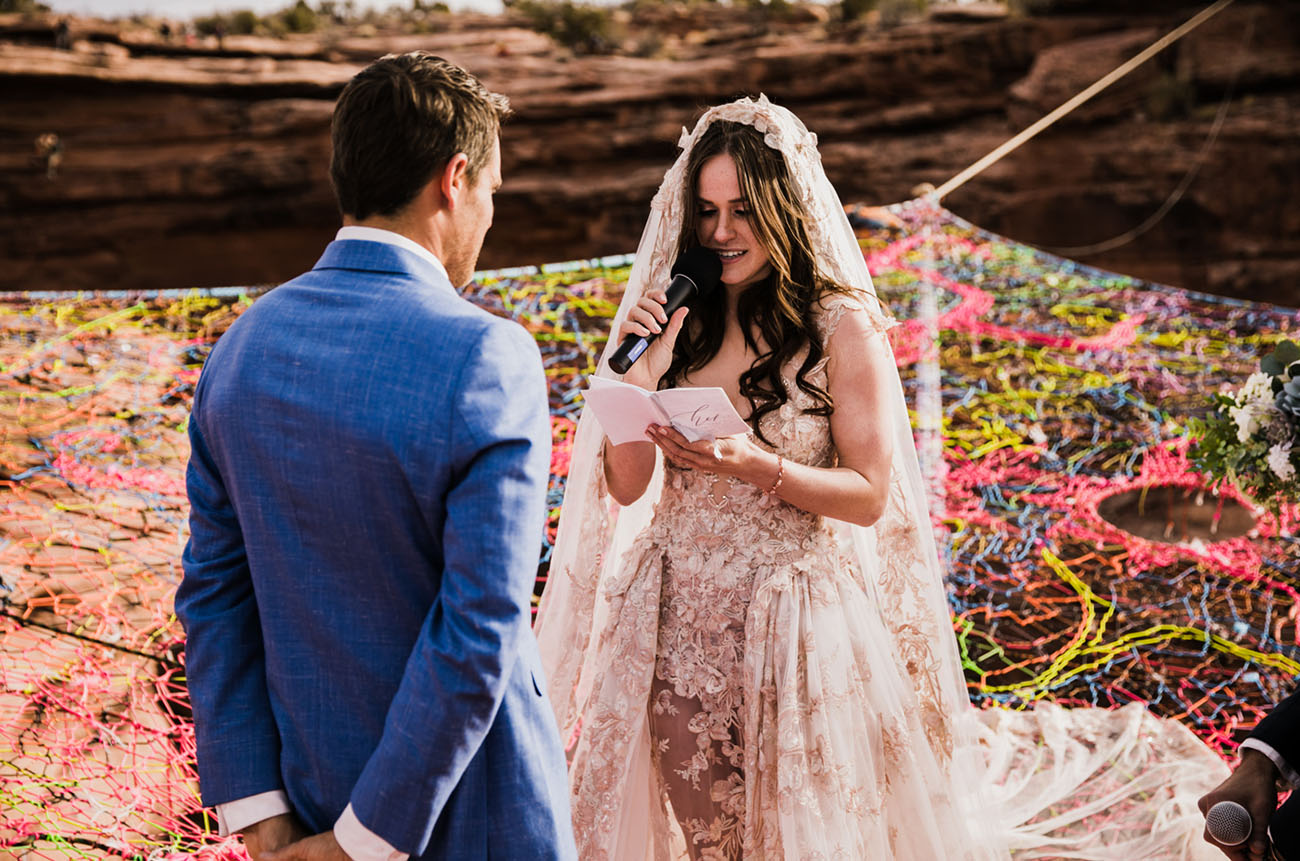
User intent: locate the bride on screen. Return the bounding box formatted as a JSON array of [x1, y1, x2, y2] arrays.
[[535, 95, 1227, 860]]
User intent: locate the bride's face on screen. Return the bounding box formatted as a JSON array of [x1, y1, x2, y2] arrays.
[[695, 153, 773, 291]]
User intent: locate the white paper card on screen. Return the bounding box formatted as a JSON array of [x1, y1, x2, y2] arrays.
[[583, 376, 750, 445]]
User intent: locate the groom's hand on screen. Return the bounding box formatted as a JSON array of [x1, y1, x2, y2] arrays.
[[261, 831, 352, 861], [242, 813, 308, 860]]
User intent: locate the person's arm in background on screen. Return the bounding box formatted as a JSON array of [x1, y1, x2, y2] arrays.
[[1199, 690, 1300, 861]]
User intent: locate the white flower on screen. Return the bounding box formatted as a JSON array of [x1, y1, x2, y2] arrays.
[[1230, 392, 1289, 444], [1267, 443, 1296, 481], [1231, 403, 1264, 443], [1239, 372, 1274, 407]]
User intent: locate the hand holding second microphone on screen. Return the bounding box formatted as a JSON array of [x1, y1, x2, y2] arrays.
[[1207, 801, 1254, 848], [1199, 748, 1280, 861]]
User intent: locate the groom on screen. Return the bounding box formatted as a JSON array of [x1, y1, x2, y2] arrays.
[[176, 53, 576, 861]]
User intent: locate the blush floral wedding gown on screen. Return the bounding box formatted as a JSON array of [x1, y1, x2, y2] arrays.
[[588, 295, 967, 859], [553, 295, 1225, 861], [536, 97, 1228, 861]]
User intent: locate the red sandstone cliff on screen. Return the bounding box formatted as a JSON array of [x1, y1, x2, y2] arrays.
[[1, 2, 1297, 304]]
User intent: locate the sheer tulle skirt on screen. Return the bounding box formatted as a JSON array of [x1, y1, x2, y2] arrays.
[[568, 521, 990, 860], [740, 555, 978, 860], [563, 523, 1227, 861], [981, 703, 1227, 860]]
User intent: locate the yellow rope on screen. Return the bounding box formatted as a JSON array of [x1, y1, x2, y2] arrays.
[[933, 0, 1237, 201]]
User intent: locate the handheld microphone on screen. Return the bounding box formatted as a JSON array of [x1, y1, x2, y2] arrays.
[[608, 246, 722, 374], [1206, 800, 1252, 847]]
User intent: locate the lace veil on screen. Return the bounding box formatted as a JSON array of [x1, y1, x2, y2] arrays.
[[535, 96, 1228, 860], [533, 93, 996, 848]]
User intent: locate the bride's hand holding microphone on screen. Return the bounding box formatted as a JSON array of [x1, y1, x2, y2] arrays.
[[614, 282, 763, 482], [615, 289, 689, 392], [601, 247, 728, 505], [599, 288, 693, 506], [608, 245, 722, 388]]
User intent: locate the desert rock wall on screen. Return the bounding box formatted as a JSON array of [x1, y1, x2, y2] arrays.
[[1, 3, 1297, 304]]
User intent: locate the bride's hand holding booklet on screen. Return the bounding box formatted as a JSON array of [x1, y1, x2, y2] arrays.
[[582, 376, 751, 445]]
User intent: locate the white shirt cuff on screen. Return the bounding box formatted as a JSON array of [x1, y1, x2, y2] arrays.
[[215, 789, 293, 836], [334, 803, 409, 861], [1240, 738, 1300, 788]]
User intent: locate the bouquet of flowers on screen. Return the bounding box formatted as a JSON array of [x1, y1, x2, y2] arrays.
[[1188, 339, 1300, 515]]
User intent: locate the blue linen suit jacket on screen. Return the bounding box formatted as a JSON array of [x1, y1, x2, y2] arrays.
[[176, 239, 576, 859]]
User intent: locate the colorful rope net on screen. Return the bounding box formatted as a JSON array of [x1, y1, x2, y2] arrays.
[[1, 202, 1296, 855]]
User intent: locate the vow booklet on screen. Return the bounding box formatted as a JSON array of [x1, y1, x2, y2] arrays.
[[582, 376, 751, 445]]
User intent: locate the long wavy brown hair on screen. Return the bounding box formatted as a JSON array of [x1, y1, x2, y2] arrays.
[[663, 119, 852, 444]]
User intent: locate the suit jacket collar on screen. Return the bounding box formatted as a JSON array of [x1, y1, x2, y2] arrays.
[[312, 239, 456, 295]]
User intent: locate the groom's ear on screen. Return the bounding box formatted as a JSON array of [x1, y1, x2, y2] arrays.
[[438, 152, 471, 211]]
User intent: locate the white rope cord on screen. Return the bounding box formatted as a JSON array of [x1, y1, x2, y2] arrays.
[[933, 0, 1237, 202], [1041, 12, 1253, 257]]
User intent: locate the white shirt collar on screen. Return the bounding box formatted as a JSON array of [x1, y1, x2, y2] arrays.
[[334, 226, 450, 284]]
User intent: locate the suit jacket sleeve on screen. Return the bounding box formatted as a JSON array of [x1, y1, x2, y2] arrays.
[[176, 379, 285, 805], [348, 318, 551, 854], [1249, 688, 1300, 773]]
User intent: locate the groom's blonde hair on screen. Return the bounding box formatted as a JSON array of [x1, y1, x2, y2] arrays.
[[330, 52, 510, 220]]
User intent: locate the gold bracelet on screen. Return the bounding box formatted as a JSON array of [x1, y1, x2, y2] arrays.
[[764, 454, 785, 496]]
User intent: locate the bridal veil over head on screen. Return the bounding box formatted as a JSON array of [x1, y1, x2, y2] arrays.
[[535, 96, 1226, 860]]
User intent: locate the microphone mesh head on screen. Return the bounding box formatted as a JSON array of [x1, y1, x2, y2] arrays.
[[671, 247, 723, 294], [1206, 800, 1252, 847]]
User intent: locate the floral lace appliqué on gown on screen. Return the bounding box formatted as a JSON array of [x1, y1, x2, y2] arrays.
[[545, 95, 1230, 861], [559, 290, 1229, 861], [566, 294, 971, 860]]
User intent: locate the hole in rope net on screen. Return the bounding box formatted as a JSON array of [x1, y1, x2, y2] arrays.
[[1096, 484, 1257, 544]]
